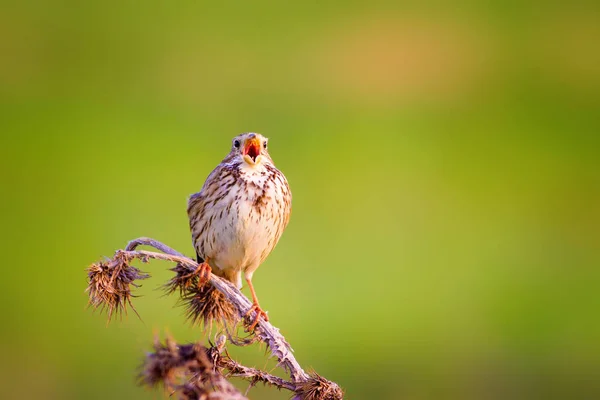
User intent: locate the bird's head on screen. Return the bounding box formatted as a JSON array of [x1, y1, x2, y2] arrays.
[[230, 133, 271, 167]]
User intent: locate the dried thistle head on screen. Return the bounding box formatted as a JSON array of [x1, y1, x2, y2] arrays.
[[139, 336, 247, 400], [181, 284, 238, 329], [139, 336, 203, 389], [86, 250, 149, 321], [163, 262, 238, 328], [163, 263, 200, 296], [296, 372, 344, 400], [139, 336, 181, 388], [178, 381, 210, 400]]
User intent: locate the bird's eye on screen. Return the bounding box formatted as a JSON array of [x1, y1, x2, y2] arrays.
[[263, 141, 268, 149], [234, 140, 240, 148]]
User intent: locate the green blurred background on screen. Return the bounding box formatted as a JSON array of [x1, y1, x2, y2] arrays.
[[1, 1, 599, 399]]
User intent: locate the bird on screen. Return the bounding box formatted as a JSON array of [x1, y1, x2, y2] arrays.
[[187, 133, 292, 330]]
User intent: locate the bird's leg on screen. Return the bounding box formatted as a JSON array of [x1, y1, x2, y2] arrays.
[[196, 260, 212, 286], [196, 257, 213, 286], [182, 257, 212, 287], [245, 278, 269, 331]]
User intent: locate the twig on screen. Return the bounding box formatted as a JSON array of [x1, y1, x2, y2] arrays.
[[121, 247, 308, 381], [219, 356, 296, 392], [87, 237, 343, 399], [125, 237, 186, 257], [212, 334, 296, 391]]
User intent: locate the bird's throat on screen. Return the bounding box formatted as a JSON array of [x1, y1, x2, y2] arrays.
[[243, 154, 263, 166]]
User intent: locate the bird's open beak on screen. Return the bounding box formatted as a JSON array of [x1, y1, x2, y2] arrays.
[[242, 137, 262, 165]]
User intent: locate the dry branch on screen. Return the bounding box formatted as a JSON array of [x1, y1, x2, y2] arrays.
[[86, 237, 343, 400]]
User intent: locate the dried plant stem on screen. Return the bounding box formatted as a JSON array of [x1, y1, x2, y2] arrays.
[[125, 237, 186, 257], [124, 237, 310, 382], [219, 355, 296, 392], [123, 237, 342, 399], [88, 237, 342, 399]]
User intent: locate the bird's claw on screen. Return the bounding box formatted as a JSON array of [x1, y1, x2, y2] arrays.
[[195, 262, 212, 287], [245, 303, 268, 332]]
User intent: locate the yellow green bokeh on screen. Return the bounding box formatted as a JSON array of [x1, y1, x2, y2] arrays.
[[1, 2, 599, 399]]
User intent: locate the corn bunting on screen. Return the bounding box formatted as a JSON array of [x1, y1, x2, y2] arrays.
[[187, 133, 292, 330]]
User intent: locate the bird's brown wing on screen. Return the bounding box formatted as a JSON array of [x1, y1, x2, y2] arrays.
[[187, 164, 224, 263], [187, 163, 239, 264], [187, 191, 207, 263]]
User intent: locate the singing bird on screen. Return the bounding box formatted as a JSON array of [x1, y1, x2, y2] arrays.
[[187, 133, 292, 329]]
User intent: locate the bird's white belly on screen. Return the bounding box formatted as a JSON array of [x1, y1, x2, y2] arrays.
[[207, 197, 278, 276]]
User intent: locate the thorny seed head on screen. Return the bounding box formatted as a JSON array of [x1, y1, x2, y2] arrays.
[[139, 336, 199, 388], [140, 336, 178, 387], [86, 250, 149, 321], [163, 263, 238, 328], [139, 336, 248, 400], [163, 263, 199, 296], [296, 372, 344, 400], [181, 284, 238, 329]]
